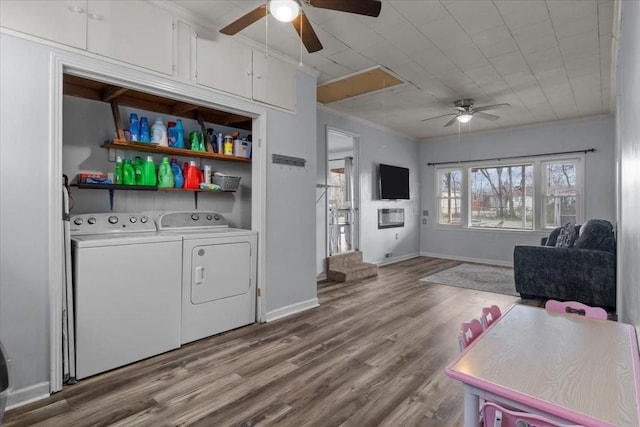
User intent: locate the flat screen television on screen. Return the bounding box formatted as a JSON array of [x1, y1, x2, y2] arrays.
[[379, 163, 410, 200]]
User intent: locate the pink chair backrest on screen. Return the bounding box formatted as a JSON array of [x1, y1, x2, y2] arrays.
[[545, 300, 607, 320], [480, 305, 502, 330], [482, 401, 582, 427], [459, 318, 484, 351]]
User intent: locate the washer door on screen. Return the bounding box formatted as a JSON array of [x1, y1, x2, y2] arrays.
[[191, 242, 251, 304]]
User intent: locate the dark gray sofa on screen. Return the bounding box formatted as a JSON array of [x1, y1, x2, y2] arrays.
[[513, 219, 616, 309]]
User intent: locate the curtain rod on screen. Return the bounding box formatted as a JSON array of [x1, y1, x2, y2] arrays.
[[426, 148, 596, 166]]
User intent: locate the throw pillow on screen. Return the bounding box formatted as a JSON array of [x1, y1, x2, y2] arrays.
[[573, 219, 615, 251], [555, 223, 578, 248]]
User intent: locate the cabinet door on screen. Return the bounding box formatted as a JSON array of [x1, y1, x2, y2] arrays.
[[196, 36, 252, 99], [0, 0, 87, 49], [252, 51, 296, 111], [86, 0, 173, 75]]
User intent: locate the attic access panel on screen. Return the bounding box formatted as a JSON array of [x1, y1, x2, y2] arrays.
[[317, 65, 404, 104], [62, 74, 252, 131]]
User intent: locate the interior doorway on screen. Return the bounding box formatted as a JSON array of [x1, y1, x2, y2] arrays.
[[327, 128, 359, 256]]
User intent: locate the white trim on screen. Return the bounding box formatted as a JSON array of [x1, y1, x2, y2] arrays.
[[375, 252, 420, 266], [5, 382, 49, 411], [420, 251, 513, 268], [47, 48, 268, 392], [266, 298, 319, 322], [254, 113, 268, 323]]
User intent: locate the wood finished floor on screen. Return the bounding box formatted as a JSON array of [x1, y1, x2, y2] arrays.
[[4, 257, 530, 427]]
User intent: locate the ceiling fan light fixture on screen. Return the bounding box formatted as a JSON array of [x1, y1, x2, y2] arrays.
[[456, 113, 473, 123], [269, 0, 300, 22]]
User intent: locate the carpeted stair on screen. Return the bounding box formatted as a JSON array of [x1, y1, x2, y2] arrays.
[[327, 251, 378, 282]]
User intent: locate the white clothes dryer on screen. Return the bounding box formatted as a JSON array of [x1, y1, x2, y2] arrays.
[[158, 211, 257, 345], [70, 213, 182, 379]]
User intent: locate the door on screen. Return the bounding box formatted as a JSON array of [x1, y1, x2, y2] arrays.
[[326, 129, 359, 256]]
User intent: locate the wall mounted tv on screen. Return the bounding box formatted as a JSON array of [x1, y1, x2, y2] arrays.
[[379, 163, 410, 200]]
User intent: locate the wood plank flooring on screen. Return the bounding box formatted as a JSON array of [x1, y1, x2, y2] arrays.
[[4, 257, 527, 427]]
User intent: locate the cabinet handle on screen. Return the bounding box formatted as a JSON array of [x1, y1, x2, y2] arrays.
[[256, 74, 262, 79], [246, 71, 252, 76], [195, 266, 205, 284], [68, 5, 85, 14], [88, 13, 102, 21]]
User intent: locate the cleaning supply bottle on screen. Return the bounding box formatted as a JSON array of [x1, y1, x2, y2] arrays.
[[174, 119, 185, 149], [134, 156, 144, 185], [143, 156, 157, 186], [170, 158, 184, 188], [123, 159, 135, 185], [184, 160, 200, 189], [157, 157, 174, 188], [167, 121, 177, 147], [139, 117, 151, 142], [128, 113, 139, 141], [151, 117, 168, 146], [115, 156, 123, 184]]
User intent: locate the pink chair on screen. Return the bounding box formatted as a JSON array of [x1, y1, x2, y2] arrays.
[[544, 300, 607, 320], [458, 318, 483, 351], [481, 401, 582, 427], [480, 305, 502, 330]]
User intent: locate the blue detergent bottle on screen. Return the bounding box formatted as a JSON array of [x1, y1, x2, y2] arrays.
[[170, 158, 184, 188], [174, 120, 185, 149], [129, 113, 139, 141], [139, 117, 151, 143]]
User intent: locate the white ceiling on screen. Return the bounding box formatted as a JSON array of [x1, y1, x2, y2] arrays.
[[168, 0, 615, 140]]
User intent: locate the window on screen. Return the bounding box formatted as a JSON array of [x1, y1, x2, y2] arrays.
[[435, 156, 583, 230], [437, 169, 462, 225], [470, 164, 533, 230], [543, 161, 578, 228]]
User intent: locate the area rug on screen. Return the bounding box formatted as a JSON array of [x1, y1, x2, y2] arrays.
[[419, 263, 518, 297]]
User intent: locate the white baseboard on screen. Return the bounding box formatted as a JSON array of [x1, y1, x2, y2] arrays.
[[374, 252, 420, 266], [266, 298, 319, 322], [5, 381, 50, 411], [419, 251, 513, 267]]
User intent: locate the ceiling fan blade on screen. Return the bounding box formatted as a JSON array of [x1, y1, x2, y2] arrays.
[[292, 11, 323, 53], [420, 113, 456, 122], [474, 112, 500, 121], [473, 103, 511, 113], [444, 116, 459, 127], [220, 4, 267, 35], [309, 0, 382, 17]]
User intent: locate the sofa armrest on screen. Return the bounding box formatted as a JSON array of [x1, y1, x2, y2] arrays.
[[513, 245, 616, 308]]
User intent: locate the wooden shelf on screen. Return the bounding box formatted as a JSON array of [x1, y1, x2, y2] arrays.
[[103, 140, 251, 163], [73, 183, 235, 193]]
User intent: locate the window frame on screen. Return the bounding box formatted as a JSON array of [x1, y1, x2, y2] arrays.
[[434, 154, 585, 232]]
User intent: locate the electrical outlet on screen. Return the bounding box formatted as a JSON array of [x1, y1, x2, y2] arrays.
[[423, 218, 427, 224], [395, 233, 399, 240], [423, 210, 428, 216], [385, 252, 392, 258]]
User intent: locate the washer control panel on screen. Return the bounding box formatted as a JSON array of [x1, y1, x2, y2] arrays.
[[158, 211, 227, 230], [70, 213, 155, 235]]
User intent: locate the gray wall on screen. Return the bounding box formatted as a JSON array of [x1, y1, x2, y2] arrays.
[[419, 116, 616, 265], [0, 32, 318, 406], [616, 0, 640, 325], [316, 108, 421, 275]]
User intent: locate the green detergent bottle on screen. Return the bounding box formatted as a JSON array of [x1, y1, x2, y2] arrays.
[[123, 159, 135, 185], [143, 156, 157, 186], [134, 156, 144, 185], [115, 156, 123, 184], [157, 157, 174, 188]]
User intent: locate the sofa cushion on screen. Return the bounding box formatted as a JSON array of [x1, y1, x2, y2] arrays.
[[555, 223, 578, 248], [545, 227, 562, 246], [573, 219, 615, 252]]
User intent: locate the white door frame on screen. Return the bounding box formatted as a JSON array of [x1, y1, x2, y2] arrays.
[[325, 126, 360, 257], [48, 51, 268, 392]]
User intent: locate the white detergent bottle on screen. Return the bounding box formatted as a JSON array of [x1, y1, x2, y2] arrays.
[[151, 117, 168, 146]]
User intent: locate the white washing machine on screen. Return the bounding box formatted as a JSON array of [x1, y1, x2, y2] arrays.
[[70, 212, 182, 379], [158, 211, 257, 345]]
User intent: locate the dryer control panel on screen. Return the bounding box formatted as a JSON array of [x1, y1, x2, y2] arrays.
[[158, 211, 227, 230]]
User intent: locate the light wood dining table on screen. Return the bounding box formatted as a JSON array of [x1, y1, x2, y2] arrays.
[[445, 304, 640, 427]]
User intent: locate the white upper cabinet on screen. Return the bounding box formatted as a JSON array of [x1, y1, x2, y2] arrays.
[[252, 50, 296, 111], [86, 1, 173, 75], [0, 0, 88, 49], [196, 36, 252, 99], [196, 36, 297, 111]]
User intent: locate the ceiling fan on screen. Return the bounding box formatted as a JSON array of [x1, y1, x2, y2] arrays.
[[219, 0, 382, 53], [421, 99, 511, 127]]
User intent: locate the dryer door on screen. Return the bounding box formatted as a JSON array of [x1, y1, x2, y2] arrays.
[[191, 241, 251, 304]]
